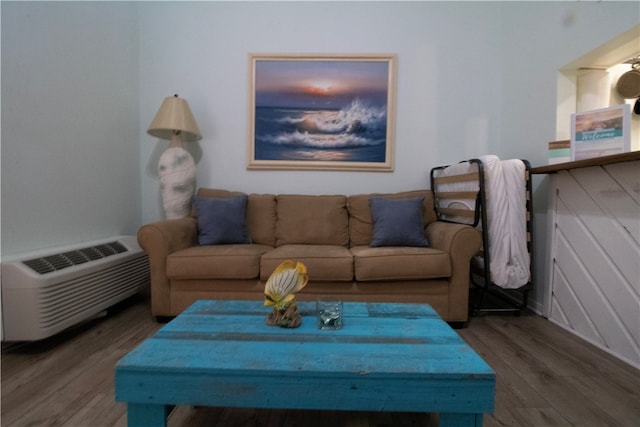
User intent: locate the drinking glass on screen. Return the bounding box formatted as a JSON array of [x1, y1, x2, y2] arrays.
[[316, 300, 343, 330]]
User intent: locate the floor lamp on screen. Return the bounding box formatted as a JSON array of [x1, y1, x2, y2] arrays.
[[147, 94, 202, 219]]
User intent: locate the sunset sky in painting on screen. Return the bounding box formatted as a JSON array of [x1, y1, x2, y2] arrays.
[[254, 59, 389, 109]]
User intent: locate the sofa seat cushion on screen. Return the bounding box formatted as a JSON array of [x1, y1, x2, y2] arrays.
[[350, 245, 451, 281], [167, 244, 273, 279], [261, 245, 353, 282]]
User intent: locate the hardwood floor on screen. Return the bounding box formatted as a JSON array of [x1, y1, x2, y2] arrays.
[[2, 293, 638, 427]]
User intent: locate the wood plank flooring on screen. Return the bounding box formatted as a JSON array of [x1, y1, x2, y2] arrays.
[[2, 292, 639, 427]]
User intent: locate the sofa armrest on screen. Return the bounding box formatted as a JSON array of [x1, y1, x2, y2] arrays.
[[426, 221, 482, 322], [137, 217, 198, 316]]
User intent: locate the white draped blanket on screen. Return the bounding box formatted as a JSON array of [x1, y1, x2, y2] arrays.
[[437, 155, 530, 289]]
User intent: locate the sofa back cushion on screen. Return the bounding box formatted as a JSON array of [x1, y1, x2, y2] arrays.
[[348, 190, 437, 247], [195, 188, 277, 246], [275, 195, 349, 247], [246, 193, 278, 246]]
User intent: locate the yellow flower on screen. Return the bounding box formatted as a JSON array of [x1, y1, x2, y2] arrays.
[[264, 260, 308, 311]]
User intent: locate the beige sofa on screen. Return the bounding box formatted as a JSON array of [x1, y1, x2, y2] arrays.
[[138, 188, 481, 323]]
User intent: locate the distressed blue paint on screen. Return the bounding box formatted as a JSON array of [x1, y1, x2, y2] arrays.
[[440, 413, 483, 427], [126, 404, 170, 427], [115, 301, 495, 426]]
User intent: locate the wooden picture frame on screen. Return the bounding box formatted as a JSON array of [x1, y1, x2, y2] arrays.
[[247, 53, 397, 171]]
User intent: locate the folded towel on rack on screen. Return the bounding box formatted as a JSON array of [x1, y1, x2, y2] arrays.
[[435, 155, 531, 289], [479, 155, 530, 289]]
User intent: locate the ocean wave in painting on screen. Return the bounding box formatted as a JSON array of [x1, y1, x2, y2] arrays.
[[254, 100, 387, 162]]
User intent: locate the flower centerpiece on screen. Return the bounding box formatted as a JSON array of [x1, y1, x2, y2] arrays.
[[264, 260, 308, 328]]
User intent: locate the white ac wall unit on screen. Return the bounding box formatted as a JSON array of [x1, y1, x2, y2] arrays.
[[1, 235, 149, 341]]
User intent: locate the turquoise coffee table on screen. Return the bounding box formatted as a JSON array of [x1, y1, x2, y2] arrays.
[[115, 300, 495, 426]]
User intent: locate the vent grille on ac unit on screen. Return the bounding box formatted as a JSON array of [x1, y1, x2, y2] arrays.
[[22, 241, 128, 274], [37, 256, 149, 329], [1, 235, 149, 341]]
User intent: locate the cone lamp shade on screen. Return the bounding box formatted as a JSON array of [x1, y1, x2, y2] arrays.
[[147, 95, 202, 142], [148, 94, 202, 220]]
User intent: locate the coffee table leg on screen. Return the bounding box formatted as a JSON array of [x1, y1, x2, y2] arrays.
[[127, 403, 170, 427], [439, 412, 483, 426]]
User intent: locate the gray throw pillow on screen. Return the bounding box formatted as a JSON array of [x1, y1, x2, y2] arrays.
[[193, 195, 251, 245], [369, 196, 429, 247]]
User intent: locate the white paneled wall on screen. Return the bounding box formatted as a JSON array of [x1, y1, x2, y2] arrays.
[[548, 160, 640, 368]]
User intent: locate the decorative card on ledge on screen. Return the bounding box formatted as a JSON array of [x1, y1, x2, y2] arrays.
[[548, 140, 570, 165], [571, 104, 631, 161], [247, 53, 397, 172]]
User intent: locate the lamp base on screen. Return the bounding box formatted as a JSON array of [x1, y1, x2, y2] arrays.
[[158, 146, 196, 219]]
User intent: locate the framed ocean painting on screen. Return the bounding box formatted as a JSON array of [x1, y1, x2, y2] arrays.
[[247, 53, 397, 171]]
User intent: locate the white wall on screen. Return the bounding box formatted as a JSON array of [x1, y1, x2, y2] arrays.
[[2, 1, 637, 313], [138, 1, 638, 314], [138, 1, 506, 223], [139, 1, 638, 220], [494, 2, 639, 313], [498, 1, 638, 164], [1, 2, 140, 256]]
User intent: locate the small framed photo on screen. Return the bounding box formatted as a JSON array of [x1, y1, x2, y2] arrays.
[[571, 104, 631, 161], [247, 53, 397, 171]]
